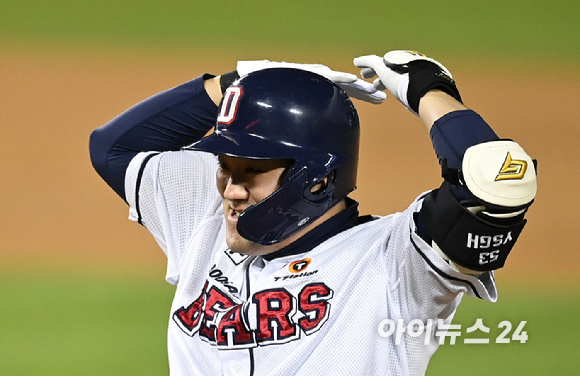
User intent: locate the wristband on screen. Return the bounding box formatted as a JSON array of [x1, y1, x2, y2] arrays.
[[407, 60, 463, 113], [220, 70, 241, 94]]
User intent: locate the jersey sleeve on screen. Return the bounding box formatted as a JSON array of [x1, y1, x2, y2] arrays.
[[125, 150, 222, 284], [382, 194, 497, 322]]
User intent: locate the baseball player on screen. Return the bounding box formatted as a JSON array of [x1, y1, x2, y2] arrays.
[[89, 50, 537, 375]]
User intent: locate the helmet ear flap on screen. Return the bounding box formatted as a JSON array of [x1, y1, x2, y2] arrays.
[[237, 166, 346, 245], [237, 167, 317, 244]]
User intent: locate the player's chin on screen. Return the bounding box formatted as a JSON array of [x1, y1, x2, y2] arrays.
[[225, 230, 272, 256], [226, 229, 253, 254]]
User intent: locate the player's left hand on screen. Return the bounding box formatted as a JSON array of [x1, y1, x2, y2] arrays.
[[236, 60, 386, 104]]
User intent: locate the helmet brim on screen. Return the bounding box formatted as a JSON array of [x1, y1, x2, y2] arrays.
[[185, 130, 303, 160]]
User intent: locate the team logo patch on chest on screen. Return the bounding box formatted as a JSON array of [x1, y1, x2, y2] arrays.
[[172, 280, 333, 349], [274, 258, 318, 282]]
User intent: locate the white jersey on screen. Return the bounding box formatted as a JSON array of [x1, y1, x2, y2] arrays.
[[125, 150, 497, 376]]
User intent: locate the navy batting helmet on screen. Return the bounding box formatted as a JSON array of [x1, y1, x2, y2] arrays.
[[186, 68, 360, 244]]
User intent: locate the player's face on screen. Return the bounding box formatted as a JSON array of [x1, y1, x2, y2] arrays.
[[216, 155, 293, 256]]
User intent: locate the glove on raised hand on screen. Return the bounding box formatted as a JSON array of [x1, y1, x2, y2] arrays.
[[233, 60, 386, 104], [353, 50, 462, 115]]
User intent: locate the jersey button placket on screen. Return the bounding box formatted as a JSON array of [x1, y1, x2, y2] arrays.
[[220, 350, 251, 376]]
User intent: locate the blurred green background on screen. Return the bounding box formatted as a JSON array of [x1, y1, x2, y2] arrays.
[[1, 1, 579, 375], [1, 0, 579, 62]]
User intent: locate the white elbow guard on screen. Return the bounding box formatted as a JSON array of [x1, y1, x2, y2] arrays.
[[462, 140, 537, 209]]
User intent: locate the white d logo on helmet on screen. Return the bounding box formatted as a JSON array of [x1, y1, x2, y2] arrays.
[[217, 86, 244, 125]]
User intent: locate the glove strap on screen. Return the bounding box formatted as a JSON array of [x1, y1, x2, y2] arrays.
[[406, 60, 463, 113]]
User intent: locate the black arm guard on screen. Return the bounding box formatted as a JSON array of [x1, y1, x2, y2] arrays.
[[421, 182, 527, 272]]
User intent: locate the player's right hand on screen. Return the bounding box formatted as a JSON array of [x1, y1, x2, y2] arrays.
[[236, 60, 386, 104], [353, 50, 462, 115]]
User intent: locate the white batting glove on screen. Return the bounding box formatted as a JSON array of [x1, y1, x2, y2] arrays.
[[354, 50, 461, 115], [236, 60, 386, 104]]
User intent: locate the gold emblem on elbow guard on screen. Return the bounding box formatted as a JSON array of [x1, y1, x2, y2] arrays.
[[495, 152, 528, 181]]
